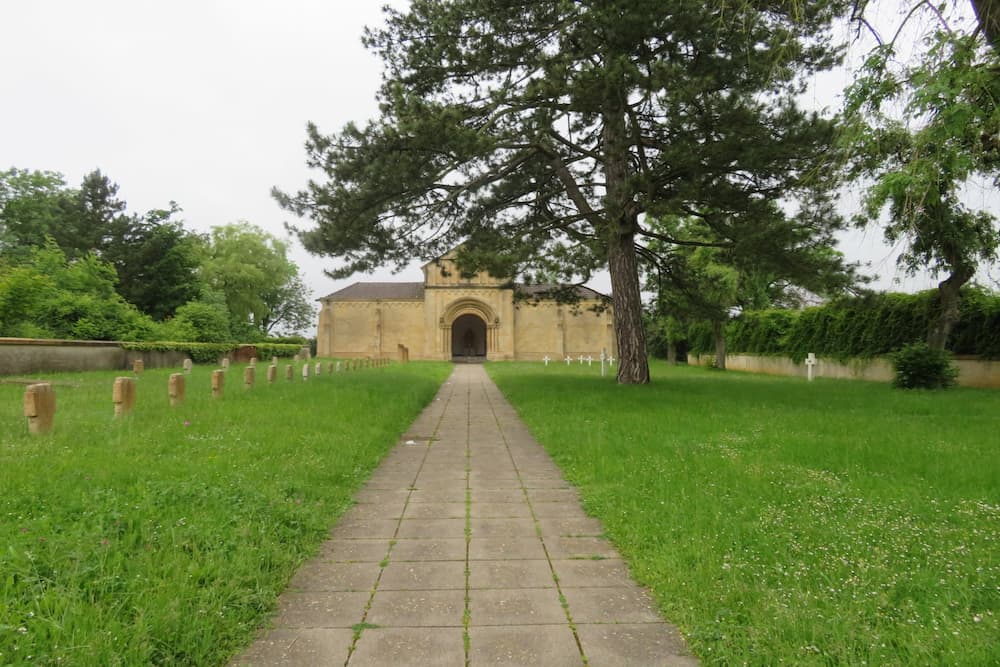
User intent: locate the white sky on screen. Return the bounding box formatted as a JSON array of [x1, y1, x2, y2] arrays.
[[2, 1, 993, 307]]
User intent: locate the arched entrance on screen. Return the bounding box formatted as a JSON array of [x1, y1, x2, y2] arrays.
[[451, 313, 487, 360]]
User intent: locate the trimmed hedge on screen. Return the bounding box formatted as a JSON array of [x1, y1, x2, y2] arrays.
[[686, 288, 1000, 361], [121, 341, 302, 364]]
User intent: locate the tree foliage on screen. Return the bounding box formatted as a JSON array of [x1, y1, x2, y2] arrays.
[[276, 0, 849, 383], [0, 240, 155, 341], [201, 223, 313, 337], [843, 2, 1000, 349]]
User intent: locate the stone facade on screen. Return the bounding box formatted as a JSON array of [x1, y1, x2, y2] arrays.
[[316, 252, 615, 361]]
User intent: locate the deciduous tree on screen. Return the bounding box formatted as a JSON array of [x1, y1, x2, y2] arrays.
[[843, 2, 1000, 349]]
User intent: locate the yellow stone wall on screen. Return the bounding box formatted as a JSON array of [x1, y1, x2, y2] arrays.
[[317, 292, 615, 361], [512, 301, 616, 361], [316, 252, 615, 361]]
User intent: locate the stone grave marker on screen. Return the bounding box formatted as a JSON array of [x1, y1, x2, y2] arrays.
[[587, 355, 593, 366], [327, 362, 334, 374], [168, 373, 185, 407], [212, 370, 225, 398], [267, 364, 277, 384], [315, 362, 322, 375], [132, 359, 144, 374], [113, 377, 137, 417], [183, 358, 193, 374], [600, 349, 607, 377], [285, 364, 293, 381], [293, 354, 300, 362], [806, 352, 817, 382], [565, 355, 572, 365], [609, 355, 616, 366], [221, 357, 230, 370], [249, 357, 257, 368], [302, 363, 310, 381], [244, 366, 255, 389], [271, 356, 278, 366], [336, 361, 342, 372], [578, 354, 585, 364], [23, 383, 55, 435], [543, 355, 551, 366]]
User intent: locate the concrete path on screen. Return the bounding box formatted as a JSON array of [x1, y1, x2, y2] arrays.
[[234, 364, 696, 666]]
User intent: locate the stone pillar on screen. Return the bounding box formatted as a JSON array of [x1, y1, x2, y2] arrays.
[[212, 370, 225, 398], [168, 373, 185, 407], [113, 377, 137, 417], [23, 383, 55, 435]]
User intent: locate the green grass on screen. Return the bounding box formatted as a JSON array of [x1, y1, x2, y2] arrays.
[[0, 361, 450, 665], [487, 361, 1000, 666]]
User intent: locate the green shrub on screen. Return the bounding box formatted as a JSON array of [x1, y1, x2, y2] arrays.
[[891, 343, 959, 389]]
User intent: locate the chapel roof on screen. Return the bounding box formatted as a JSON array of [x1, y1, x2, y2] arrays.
[[321, 280, 607, 302], [517, 284, 608, 300], [320, 282, 425, 301]]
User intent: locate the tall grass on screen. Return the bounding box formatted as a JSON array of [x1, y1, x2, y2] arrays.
[[0, 362, 450, 665], [487, 362, 1000, 666]]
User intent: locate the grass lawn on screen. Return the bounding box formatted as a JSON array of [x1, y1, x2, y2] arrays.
[[0, 361, 451, 665], [487, 361, 999, 666]]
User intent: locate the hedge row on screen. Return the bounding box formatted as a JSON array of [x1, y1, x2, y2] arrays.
[[685, 288, 1000, 361], [120, 342, 303, 364]]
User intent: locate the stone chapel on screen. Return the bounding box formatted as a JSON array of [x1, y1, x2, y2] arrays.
[[315, 249, 615, 361]]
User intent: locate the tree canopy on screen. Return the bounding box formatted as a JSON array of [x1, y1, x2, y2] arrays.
[[843, 1, 1000, 349], [1, 168, 315, 341], [276, 0, 851, 383]]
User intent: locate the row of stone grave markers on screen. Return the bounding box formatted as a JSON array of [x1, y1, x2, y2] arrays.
[[21, 355, 393, 435]]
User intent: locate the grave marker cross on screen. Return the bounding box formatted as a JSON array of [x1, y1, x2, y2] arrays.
[[805, 353, 817, 382]]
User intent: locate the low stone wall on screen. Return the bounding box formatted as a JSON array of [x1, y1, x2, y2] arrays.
[[687, 353, 1000, 388], [0, 338, 187, 375]]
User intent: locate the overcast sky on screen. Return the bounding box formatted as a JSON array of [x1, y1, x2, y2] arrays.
[[2, 1, 990, 306]]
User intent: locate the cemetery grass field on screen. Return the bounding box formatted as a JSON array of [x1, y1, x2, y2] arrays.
[[488, 361, 1000, 666], [0, 361, 452, 665]]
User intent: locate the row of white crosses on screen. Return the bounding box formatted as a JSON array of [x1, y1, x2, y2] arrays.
[[542, 349, 616, 376], [542, 350, 820, 382]]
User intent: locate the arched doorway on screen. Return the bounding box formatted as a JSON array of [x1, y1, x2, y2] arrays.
[[451, 313, 487, 360]]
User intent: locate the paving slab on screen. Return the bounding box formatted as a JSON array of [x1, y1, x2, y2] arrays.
[[231, 364, 696, 666]]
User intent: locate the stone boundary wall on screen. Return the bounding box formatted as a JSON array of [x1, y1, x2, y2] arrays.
[[687, 353, 1000, 388], [0, 338, 188, 375]]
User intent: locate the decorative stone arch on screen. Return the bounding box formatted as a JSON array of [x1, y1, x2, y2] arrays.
[[440, 298, 500, 359]]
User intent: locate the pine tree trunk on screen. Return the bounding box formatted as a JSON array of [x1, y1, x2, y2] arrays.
[[712, 319, 727, 370], [603, 105, 649, 385], [926, 267, 974, 350], [608, 230, 650, 384]]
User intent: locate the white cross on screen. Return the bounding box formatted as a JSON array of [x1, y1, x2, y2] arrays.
[[609, 355, 615, 366], [805, 352, 817, 382], [578, 355, 585, 364], [600, 349, 607, 377], [587, 355, 593, 366], [543, 356, 551, 366], [565, 356, 572, 365]]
